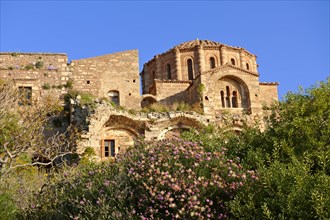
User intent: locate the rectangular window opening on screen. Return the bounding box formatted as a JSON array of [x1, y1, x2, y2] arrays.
[[104, 140, 115, 157], [18, 86, 32, 105]]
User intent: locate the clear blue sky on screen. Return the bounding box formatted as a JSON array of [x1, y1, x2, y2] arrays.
[[1, 1, 329, 99]]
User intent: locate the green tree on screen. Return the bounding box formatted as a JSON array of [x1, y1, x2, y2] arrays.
[[227, 78, 330, 219]]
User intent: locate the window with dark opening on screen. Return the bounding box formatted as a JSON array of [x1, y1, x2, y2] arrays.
[[104, 140, 115, 157], [87, 80, 90, 84], [246, 63, 249, 70], [210, 57, 216, 69], [166, 64, 171, 80], [232, 91, 238, 108], [231, 58, 236, 66], [226, 86, 231, 107], [220, 90, 225, 107], [187, 59, 194, 80], [108, 91, 120, 105]]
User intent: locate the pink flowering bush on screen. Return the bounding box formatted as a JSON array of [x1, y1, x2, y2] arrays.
[[120, 138, 256, 219], [24, 138, 255, 219], [24, 162, 135, 219]]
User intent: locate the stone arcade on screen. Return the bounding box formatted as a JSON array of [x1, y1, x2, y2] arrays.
[[0, 39, 278, 160]]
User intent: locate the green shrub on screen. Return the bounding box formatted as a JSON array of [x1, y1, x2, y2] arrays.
[[0, 192, 18, 220], [65, 79, 73, 89], [224, 78, 330, 219], [64, 90, 79, 103], [80, 92, 95, 105], [229, 159, 330, 219], [25, 162, 134, 219], [41, 83, 51, 90], [128, 109, 137, 115], [56, 84, 63, 89], [35, 61, 44, 69], [24, 64, 34, 70]]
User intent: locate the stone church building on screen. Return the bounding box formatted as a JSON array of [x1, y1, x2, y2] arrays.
[[0, 39, 278, 160]]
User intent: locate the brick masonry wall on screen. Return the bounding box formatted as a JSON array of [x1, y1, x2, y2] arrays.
[[154, 80, 190, 104], [259, 83, 279, 106], [0, 52, 72, 100], [71, 50, 141, 109]]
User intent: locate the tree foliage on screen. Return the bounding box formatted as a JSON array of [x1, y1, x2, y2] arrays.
[[226, 78, 330, 219]]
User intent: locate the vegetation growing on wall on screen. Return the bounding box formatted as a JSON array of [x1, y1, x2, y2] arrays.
[[35, 61, 44, 69], [141, 101, 203, 114], [0, 77, 329, 219]]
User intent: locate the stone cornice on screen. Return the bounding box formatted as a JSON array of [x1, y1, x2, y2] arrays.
[[220, 45, 256, 58], [154, 79, 191, 84], [179, 48, 196, 53], [259, 82, 279, 86], [202, 64, 259, 77], [13, 78, 38, 81], [0, 52, 67, 56], [203, 45, 221, 50]]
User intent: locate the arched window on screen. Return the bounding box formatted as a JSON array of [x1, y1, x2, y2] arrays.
[[166, 64, 171, 80], [187, 59, 194, 80], [231, 58, 236, 66], [108, 90, 120, 105], [220, 90, 225, 107], [210, 57, 216, 69], [226, 86, 231, 107], [232, 91, 238, 108], [246, 63, 249, 70]]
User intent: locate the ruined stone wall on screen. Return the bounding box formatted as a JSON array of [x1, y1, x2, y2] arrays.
[[154, 80, 190, 104], [186, 75, 202, 105], [72, 50, 141, 109], [259, 83, 279, 106], [73, 102, 208, 160], [0, 52, 71, 100]]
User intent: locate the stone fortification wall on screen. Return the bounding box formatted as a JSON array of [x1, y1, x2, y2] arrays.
[[259, 82, 279, 106], [71, 50, 141, 109], [0, 52, 72, 100]]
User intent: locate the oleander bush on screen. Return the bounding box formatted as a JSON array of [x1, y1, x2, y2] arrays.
[[25, 162, 133, 219], [120, 138, 256, 219], [24, 138, 255, 219]]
